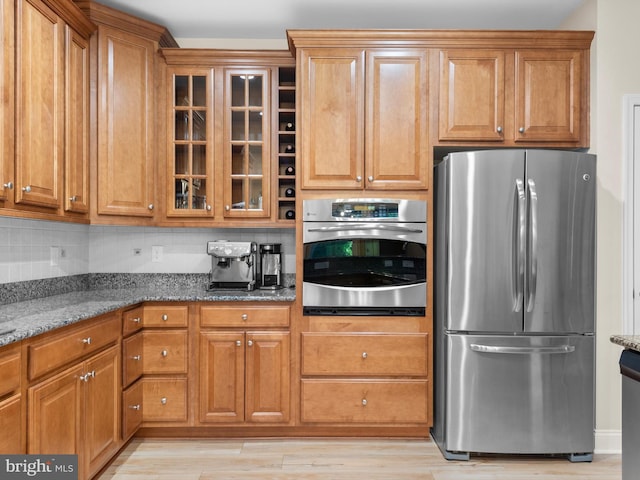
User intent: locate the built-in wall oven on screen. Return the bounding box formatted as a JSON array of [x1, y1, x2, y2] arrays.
[[302, 198, 427, 316]]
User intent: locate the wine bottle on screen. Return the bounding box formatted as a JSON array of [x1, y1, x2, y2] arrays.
[[284, 144, 295, 154], [285, 122, 295, 131], [284, 188, 295, 198], [285, 210, 295, 220], [284, 165, 295, 175]]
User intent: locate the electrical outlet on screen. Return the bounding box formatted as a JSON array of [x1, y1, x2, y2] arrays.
[[152, 245, 163, 262], [133, 248, 142, 256]]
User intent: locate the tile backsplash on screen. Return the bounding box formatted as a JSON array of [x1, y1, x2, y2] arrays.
[[0, 217, 296, 284]]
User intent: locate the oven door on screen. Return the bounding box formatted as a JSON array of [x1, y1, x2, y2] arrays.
[[303, 222, 427, 315]]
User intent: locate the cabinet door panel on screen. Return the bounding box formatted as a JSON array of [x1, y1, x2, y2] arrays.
[[199, 332, 244, 423], [438, 49, 505, 141], [97, 26, 155, 216], [28, 364, 83, 455], [142, 330, 188, 374], [0, 0, 14, 202], [0, 395, 23, 453], [64, 26, 89, 213], [300, 48, 364, 189], [84, 345, 120, 478], [515, 50, 582, 143], [16, 0, 63, 208], [245, 332, 290, 423], [366, 50, 429, 189]]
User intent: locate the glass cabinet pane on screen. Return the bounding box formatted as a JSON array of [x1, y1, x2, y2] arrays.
[[248, 76, 263, 106], [175, 145, 188, 174], [232, 145, 245, 175], [248, 145, 262, 174], [232, 111, 245, 140], [193, 145, 206, 175], [193, 111, 206, 141], [193, 76, 206, 106], [249, 178, 263, 209], [175, 76, 188, 105], [231, 75, 245, 106], [248, 111, 262, 141], [175, 112, 189, 140], [231, 178, 244, 207]]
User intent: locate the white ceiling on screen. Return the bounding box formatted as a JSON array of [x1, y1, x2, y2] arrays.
[[94, 0, 586, 42]]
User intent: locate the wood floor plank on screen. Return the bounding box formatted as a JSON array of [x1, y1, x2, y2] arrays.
[[96, 438, 621, 480]]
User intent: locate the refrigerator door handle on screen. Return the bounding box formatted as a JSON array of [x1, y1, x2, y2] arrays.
[[514, 179, 526, 312], [526, 179, 539, 312], [470, 344, 576, 354]]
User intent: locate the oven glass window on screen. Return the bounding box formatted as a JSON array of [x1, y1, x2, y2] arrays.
[[303, 239, 426, 287]]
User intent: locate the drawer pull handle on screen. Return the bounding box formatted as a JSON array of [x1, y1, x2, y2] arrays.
[[129, 404, 141, 410], [162, 314, 168, 321], [161, 350, 168, 357], [82, 337, 92, 345], [132, 355, 141, 361], [241, 313, 248, 321], [247, 340, 253, 347], [236, 340, 242, 347], [80, 370, 95, 382], [362, 352, 368, 359], [160, 397, 167, 405], [362, 399, 367, 406], [132, 317, 141, 323]]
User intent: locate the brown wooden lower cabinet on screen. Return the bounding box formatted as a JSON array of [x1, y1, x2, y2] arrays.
[[141, 376, 188, 423], [122, 380, 143, 441], [28, 344, 120, 480], [0, 395, 23, 453]]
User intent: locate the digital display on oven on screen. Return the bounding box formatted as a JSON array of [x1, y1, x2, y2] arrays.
[[331, 202, 399, 218]]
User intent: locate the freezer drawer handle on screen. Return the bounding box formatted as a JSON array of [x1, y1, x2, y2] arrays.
[[470, 344, 575, 354]]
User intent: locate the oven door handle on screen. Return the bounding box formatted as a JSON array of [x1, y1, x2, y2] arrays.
[[306, 225, 424, 234]]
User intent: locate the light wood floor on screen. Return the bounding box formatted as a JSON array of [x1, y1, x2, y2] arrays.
[[97, 438, 621, 479]]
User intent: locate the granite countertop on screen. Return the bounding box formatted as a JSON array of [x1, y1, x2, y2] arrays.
[[610, 335, 640, 352], [0, 284, 296, 348]]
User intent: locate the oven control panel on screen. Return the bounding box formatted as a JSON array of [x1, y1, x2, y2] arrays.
[[331, 202, 399, 219]]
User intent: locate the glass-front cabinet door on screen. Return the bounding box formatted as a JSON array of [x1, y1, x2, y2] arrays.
[[224, 69, 271, 218], [167, 69, 214, 217]]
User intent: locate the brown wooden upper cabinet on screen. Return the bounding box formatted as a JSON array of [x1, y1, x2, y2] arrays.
[[437, 32, 593, 147], [288, 31, 429, 191]]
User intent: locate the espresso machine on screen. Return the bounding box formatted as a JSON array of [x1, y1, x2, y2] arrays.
[[259, 243, 282, 290], [207, 240, 257, 291]]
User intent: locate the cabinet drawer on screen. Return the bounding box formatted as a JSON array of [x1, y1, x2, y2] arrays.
[[142, 331, 188, 374], [0, 395, 23, 453], [0, 343, 21, 397], [122, 332, 144, 387], [122, 306, 144, 336], [28, 314, 121, 381], [122, 380, 142, 440], [302, 333, 428, 376], [143, 305, 188, 327], [301, 379, 429, 424], [200, 305, 290, 328], [142, 377, 188, 422]]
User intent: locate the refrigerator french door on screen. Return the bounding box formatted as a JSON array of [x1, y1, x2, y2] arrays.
[[432, 149, 596, 461]]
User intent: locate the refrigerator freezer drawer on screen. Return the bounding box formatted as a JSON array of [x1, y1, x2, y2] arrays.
[[445, 334, 594, 455]]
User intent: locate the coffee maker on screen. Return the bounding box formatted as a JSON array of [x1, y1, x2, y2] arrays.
[[207, 240, 257, 291], [259, 243, 282, 290]]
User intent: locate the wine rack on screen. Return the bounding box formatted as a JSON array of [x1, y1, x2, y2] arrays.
[[277, 67, 296, 222]]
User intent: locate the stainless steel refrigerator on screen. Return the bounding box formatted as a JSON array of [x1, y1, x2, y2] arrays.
[[431, 149, 596, 461]]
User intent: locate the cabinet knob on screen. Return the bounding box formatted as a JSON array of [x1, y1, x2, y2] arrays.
[[362, 352, 368, 359], [80, 370, 95, 382], [161, 350, 168, 357], [519, 127, 525, 134], [69, 195, 78, 202], [3, 181, 13, 189], [241, 313, 248, 321], [128, 404, 141, 410], [236, 340, 242, 347], [207, 204, 212, 211], [162, 314, 168, 321], [367, 176, 374, 182], [496, 126, 503, 134], [361, 399, 368, 406], [356, 176, 362, 182], [148, 204, 154, 210], [247, 340, 253, 347], [225, 205, 231, 211], [132, 355, 141, 361], [22, 185, 31, 193], [82, 337, 92, 345], [132, 317, 141, 323], [160, 397, 167, 405]]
